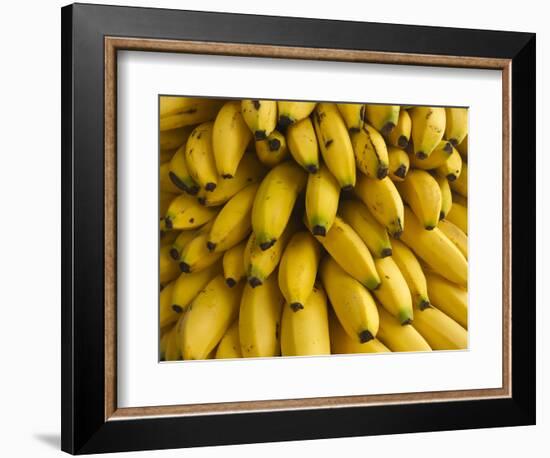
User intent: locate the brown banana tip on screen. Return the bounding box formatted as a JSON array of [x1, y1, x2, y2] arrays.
[[204, 182, 216, 192], [169, 248, 180, 260], [381, 248, 392, 258], [259, 239, 276, 251], [449, 138, 459, 147], [197, 197, 206, 206], [446, 174, 457, 182], [268, 138, 281, 151], [359, 330, 374, 343], [278, 115, 293, 130], [395, 164, 407, 178], [222, 173, 234, 179], [255, 130, 267, 141], [416, 151, 427, 159], [248, 277, 263, 288], [377, 166, 389, 180], [225, 278, 237, 288], [381, 122, 396, 136], [425, 225, 436, 231], [290, 302, 304, 312], [206, 241, 216, 252], [188, 185, 200, 195], [168, 172, 186, 191], [164, 217, 173, 229], [439, 211, 445, 221], [419, 299, 431, 310], [392, 229, 403, 239], [172, 304, 183, 313], [401, 318, 413, 325], [443, 141, 453, 153], [348, 127, 360, 134], [398, 136, 409, 148], [312, 225, 326, 236], [305, 164, 319, 174], [341, 184, 354, 192], [179, 262, 190, 273]]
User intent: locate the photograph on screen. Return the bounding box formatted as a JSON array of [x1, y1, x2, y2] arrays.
[[158, 97, 469, 361]]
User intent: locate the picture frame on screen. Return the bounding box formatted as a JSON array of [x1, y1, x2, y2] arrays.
[[61, 3, 536, 454]]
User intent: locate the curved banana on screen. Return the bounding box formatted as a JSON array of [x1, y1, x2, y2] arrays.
[[278, 231, 321, 311], [456, 134, 468, 160], [412, 305, 468, 350], [178, 230, 223, 273], [171, 262, 222, 313], [400, 207, 468, 286], [169, 229, 198, 260], [277, 101, 316, 129], [280, 285, 331, 356], [339, 199, 392, 258], [159, 97, 223, 131], [286, 117, 320, 173], [185, 121, 218, 191], [450, 161, 468, 197], [255, 130, 288, 167], [408, 140, 453, 170], [222, 240, 247, 287], [436, 146, 462, 182], [313, 216, 380, 290], [160, 126, 192, 151], [160, 162, 185, 194], [239, 273, 285, 358], [444, 107, 468, 146], [354, 174, 404, 238], [160, 244, 180, 285], [320, 257, 379, 343], [305, 164, 340, 236], [435, 175, 453, 220], [337, 103, 365, 132], [160, 148, 176, 165], [159, 281, 178, 329], [372, 257, 413, 324], [329, 312, 390, 354], [376, 306, 431, 352], [438, 219, 467, 259], [160, 227, 181, 247], [181, 275, 244, 360], [351, 124, 389, 179], [168, 144, 199, 194], [395, 169, 442, 230], [197, 153, 265, 207], [252, 161, 307, 250], [387, 146, 410, 182], [212, 101, 253, 178], [425, 272, 468, 328], [409, 106, 446, 158], [163, 323, 181, 361], [446, 203, 468, 234], [207, 183, 258, 252], [216, 320, 242, 359], [164, 194, 218, 230], [365, 105, 400, 135], [387, 109, 411, 148], [390, 239, 430, 309], [313, 103, 356, 189], [241, 99, 277, 140]]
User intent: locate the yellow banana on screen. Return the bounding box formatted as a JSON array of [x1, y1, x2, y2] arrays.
[[408, 140, 453, 170], [159, 281, 177, 328], [163, 323, 181, 361], [313, 216, 380, 290], [409, 106, 446, 158], [387, 146, 410, 182], [160, 244, 180, 285], [251, 161, 307, 250], [185, 122, 218, 192], [207, 183, 258, 252], [313, 103, 356, 189], [160, 148, 176, 165], [169, 228, 198, 260], [160, 162, 184, 194], [159, 97, 223, 131], [376, 306, 431, 352], [444, 107, 468, 146], [305, 164, 340, 236], [446, 203, 468, 234], [436, 146, 462, 182], [412, 305, 468, 350], [164, 194, 217, 230], [278, 231, 321, 311], [286, 117, 320, 173], [244, 222, 295, 287], [160, 228, 181, 247], [337, 103, 365, 132], [354, 174, 404, 238], [160, 191, 177, 218], [387, 109, 412, 148], [222, 241, 247, 287], [160, 126, 192, 151], [178, 229, 224, 273], [450, 161, 468, 197], [351, 124, 390, 179], [215, 320, 242, 359], [241, 99, 277, 140], [372, 257, 413, 324], [339, 200, 392, 258], [168, 144, 199, 195], [255, 130, 288, 167], [320, 257, 379, 343], [395, 169, 442, 230], [212, 101, 253, 178], [365, 104, 400, 135], [280, 285, 331, 356], [425, 272, 468, 328], [390, 239, 430, 309], [329, 312, 390, 354], [277, 101, 316, 128], [181, 275, 244, 360], [197, 153, 265, 207], [171, 262, 222, 313], [400, 207, 468, 286], [435, 175, 453, 220], [456, 134, 468, 160], [239, 273, 285, 357], [438, 219, 467, 259]]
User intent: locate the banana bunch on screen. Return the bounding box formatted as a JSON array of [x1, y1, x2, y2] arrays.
[[159, 97, 469, 360]]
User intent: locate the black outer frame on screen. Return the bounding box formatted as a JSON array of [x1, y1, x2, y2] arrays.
[[61, 3, 536, 454]]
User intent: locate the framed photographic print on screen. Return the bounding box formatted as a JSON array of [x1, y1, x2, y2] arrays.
[[61, 3, 536, 454]]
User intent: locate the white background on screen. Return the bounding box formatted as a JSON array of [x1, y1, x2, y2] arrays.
[[0, 0, 545, 457], [118, 52, 502, 407]]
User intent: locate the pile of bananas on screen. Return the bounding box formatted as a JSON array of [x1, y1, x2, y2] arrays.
[[158, 97, 468, 361]]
